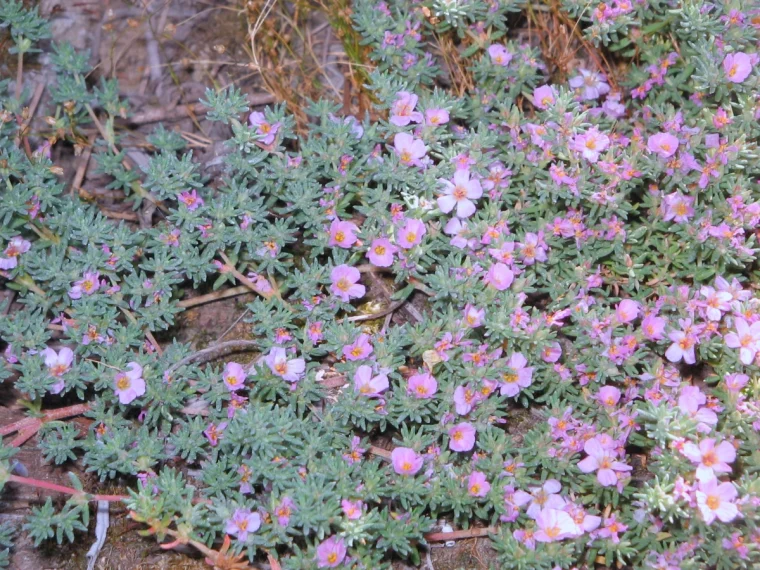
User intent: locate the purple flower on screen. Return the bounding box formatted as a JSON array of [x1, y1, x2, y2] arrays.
[[467, 471, 491, 497], [249, 111, 280, 145], [437, 170, 483, 219], [366, 238, 397, 267], [499, 352, 533, 397], [662, 192, 694, 223], [641, 314, 666, 340], [204, 421, 227, 446], [681, 438, 736, 482], [178, 190, 204, 211], [328, 219, 359, 249], [391, 447, 423, 475], [316, 536, 347, 568], [390, 91, 423, 126], [723, 52, 752, 83], [463, 304, 485, 328], [225, 508, 261, 542], [534, 508, 577, 542], [453, 384, 480, 415], [68, 271, 101, 299], [425, 108, 449, 126], [484, 262, 514, 291], [525, 479, 565, 518], [488, 44, 512, 66], [274, 496, 295, 526], [647, 132, 679, 158], [696, 478, 739, 524], [0, 237, 31, 270], [354, 365, 389, 397], [341, 499, 363, 520], [408, 371, 437, 398], [540, 341, 562, 363], [615, 299, 640, 324], [577, 436, 631, 486], [222, 362, 247, 391], [41, 347, 74, 377], [597, 386, 621, 408], [569, 69, 610, 100], [343, 333, 373, 361], [448, 422, 476, 452], [114, 362, 146, 405], [330, 264, 365, 302], [724, 317, 760, 365], [393, 132, 427, 167], [397, 218, 426, 249], [532, 85, 556, 109], [570, 127, 610, 163], [265, 347, 306, 382]]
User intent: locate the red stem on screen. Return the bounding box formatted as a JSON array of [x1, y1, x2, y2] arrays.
[[8, 474, 127, 502]]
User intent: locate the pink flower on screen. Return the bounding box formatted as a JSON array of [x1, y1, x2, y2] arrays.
[[647, 132, 680, 158], [615, 299, 640, 324], [448, 422, 476, 452], [274, 496, 295, 526], [425, 108, 449, 126], [222, 362, 247, 391], [724, 372, 748, 393], [249, 111, 280, 145], [265, 347, 306, 382], [662, 192, 694, 223], [696, 478, 739, 525], [723, 52, 752, 83], [641, 314, 666, 341], [397, 218, 426, 249], [225, 508, 261, 542], [437, 170, 483, 218], [0, 237, 31, 270], [178, 190, 204, 211], [203, 421, 227, 446], [366, 238, 397, 267], [467, 471, 491, 497], [681, 438, 735, 482], [540, 341, 562, 363], [354, 365, 389, 397], [391, 447, 423, 475], [571, 127, 610, 163], [534, 508, 577, 542], [393, 132, 427, 167], [577, 436, 632, 487], [463, 304, 485, 327], [597, 386, 621, 408], [525, 479, 565, 518], [330, 264, 365, 302], [484, 263, 514, 291], [488, 44, 512, 66], [700, 286, 732, 321], [343, 333, 373, 361], [724, 317, 760, 365], [113, 362, 146, 405], [569, 69, 610, 100], [665, 328, 697, 364], [532, 85, 556, 109], [68, 271, 101, 299], [390, 91, 423, 126], [499, 353, 533, 397], [328, 219, 359, 249], [316, 536, 347, 568], [341, 499, 363, 520], [42, 347, 74, 377], [408, 371, 437, 399]]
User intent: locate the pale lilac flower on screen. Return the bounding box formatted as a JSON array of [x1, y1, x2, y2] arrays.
[[467, 471, 491, 497], [641, 314, 666, 340], [393, 132, 427, 167], [723, 52, 752, 83], [484, 263, 514, 291], [453, 384, 480, 415], [681, 438, 735, 481], [700, 286, 732, 321], [577, 437, 632, 486], [597, 386, 621, 408], [662, 192, 694, 223], [328, 219, 359, 249], [341, 499, 363, 520], [397, 218, 426, 249], [724, 317, 760, 365], [366, 238, 397, 267], [665, 327, 697, 364], [354, 365, 389, 397], [390, 91, 423, 126], [499, 353, 533, 397], [249, 111, 280, 145], [316, 536, 347, 568], [425, 108, 449, 126], [274, 496, 295, 526], [343, 333, 373, 361], [114, 362, 146, 405], [540, 341, 562, 363], [0, 237, 31, 270], [391, 447, 423, 475], [178, 189, 204, 211], [408, 371, 437, 399], [68, 271, 101, 299], [222, 362, 247, 392], [42, 347, 74, 377], [647, 132, 680, 158], [437, 170, 483, 218], [448, 422, 476, 452], [520, 232, 547, 265], [225, 508, 261, 542], [265, 347, 306, 382], [204, 421, 227, 446], [571, 127, 610, 163], [696, 478, 739, 524], [615, 299, 640, 324], [525, 480, 566, 519], [534, 508, 577, 542], [724, 372, 748, 393], [330, 264, 365, 302], [569, 69, 610, 100], [488, 44, 512, 66], [463, 304, 485, 328], [532, 85, 556, 109]]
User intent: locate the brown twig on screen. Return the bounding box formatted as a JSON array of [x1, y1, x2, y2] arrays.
[[165, 339, 260, 379], [178, 286, 251, 309], [1, 403, 92, 448], [217, 251, 276, 300], [70, 134, 96, 196], [424, 527, 496, 542]]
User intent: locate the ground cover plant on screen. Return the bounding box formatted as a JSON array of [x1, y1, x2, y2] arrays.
[[1, 0, 759, 568]]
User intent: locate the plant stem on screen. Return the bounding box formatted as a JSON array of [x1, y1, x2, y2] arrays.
[[15, 52, 23, 100], [8, 474, 126, 502]]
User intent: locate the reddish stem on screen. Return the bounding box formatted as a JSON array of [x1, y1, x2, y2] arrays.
[[7, 474, 127, 502], [424, 527, 496, 542], [1, 403, 91, 443]]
